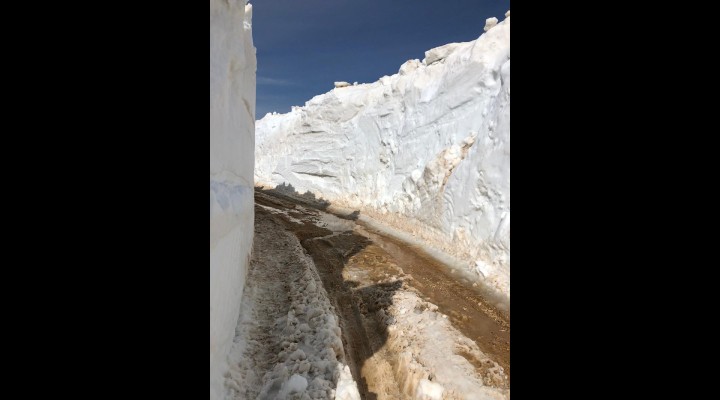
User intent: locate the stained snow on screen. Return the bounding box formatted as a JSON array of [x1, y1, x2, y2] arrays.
[[225, 213, 361, 400]]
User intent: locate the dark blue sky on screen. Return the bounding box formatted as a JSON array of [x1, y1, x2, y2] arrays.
[[252, 0, 509, 119]]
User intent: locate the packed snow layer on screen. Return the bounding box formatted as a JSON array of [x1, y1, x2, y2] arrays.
[[210, 1, 256, 399], [225, 212, 360, 400], [255, 15, 510, 300]]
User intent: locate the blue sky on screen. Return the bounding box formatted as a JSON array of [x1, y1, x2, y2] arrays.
[[252, 0, 509, 119]]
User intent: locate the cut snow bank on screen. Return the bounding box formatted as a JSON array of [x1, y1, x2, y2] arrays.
[[255, 15, 510, 300], [210, 1, 256, 399]]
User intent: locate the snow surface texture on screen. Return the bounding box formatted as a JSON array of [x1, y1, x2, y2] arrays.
[[210, 1, 256, 399], [225, 212, 360, 400], [255, 15, 510, 300], [255, 261, 361, 400]]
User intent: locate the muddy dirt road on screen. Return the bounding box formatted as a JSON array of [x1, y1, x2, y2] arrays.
[[235, 188, 510, 399]]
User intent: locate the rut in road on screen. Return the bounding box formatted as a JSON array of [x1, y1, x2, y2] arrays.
[[255, 188, 510, 400], [255, 188, 402, 399]]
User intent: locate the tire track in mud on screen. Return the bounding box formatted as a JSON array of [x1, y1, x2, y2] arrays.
[[257, 191, 400, 399], [302, 233, 407, 400]]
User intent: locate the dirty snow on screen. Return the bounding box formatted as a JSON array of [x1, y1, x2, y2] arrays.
[[383, 290, 509, 400], [225, 211, 360, 400]]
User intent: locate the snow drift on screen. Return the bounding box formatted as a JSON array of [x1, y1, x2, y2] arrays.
[[255, 15, 510, 300], [210, 1, 256, 399]]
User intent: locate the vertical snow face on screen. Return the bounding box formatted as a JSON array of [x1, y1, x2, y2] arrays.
[[256, 16, 510, 300], [210, 1, 256, 399]]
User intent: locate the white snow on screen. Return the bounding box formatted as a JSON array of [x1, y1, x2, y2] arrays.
[[334, 81, 351, 88], [416, 379, 444, 400], [483, 17, 498, 32], [334, 365, 361, 400], [278, 374, 309, 398], [255, 16, 510, 300], [210, 1, 256, 399]]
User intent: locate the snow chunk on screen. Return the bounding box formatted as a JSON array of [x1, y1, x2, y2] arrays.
[[423, 43, 462, 65], [475, 260, 492, 278], [505, 10, 510, 18], [484, 17, 498, 31], [416, 379, 444, 400], [278, 374, 308, 398], [411, 169, 422, 183], [335, 365, 361, 400], [334, 81, 351, 88], [289, 349, 306, 361], [399, 59, 421, 75]]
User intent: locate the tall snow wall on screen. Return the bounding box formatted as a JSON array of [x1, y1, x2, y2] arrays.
[[210, 1, 256, 399], [256, 15, 510, 300]]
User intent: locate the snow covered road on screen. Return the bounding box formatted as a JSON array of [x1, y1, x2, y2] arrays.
[[225, 189, 510, 399]]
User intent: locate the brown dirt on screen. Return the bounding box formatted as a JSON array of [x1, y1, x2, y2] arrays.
[[356, 227, 510, 379]]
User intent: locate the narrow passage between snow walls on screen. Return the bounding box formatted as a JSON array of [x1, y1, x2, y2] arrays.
[[212, 3, 510, 399]]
